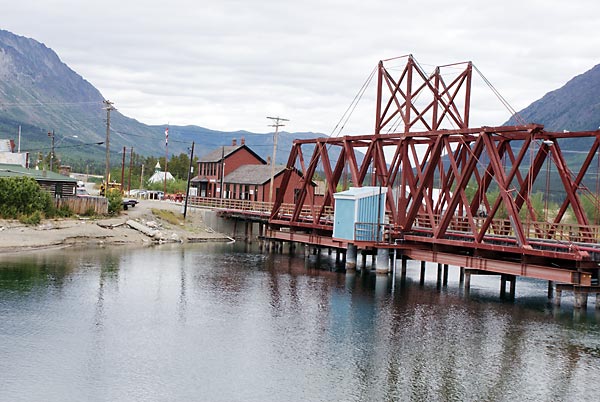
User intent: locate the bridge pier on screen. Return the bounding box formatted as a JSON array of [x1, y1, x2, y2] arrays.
[[500, 274, 516, 299], [436, 264, 442, 286], [400, 255, 407, 280], [375, 248, 390, 274], [360, 250, 367, 271], [464, 271, 471, 293], [420, 261, 426, 285], [459, 267, 465, 285], [574, 292, 588, 309], [443, 264, 449, 286], [346, 244, 357, 271], [548, 281, 554, 299]]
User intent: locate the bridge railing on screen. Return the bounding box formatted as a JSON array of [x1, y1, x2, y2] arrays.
[[186, 196, 334, 223], [187, 196, 272, 214], [413, 213, 600, 244]]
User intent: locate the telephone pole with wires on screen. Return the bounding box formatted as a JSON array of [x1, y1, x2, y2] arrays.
[[103, 100, 115, 185], [267, 116, 288, 204]]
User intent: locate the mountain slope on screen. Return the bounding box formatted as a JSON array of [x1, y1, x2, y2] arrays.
[[505, 63, 600, 132], [0, 29, 326, 169]]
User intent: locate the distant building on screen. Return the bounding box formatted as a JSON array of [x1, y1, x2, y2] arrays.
[[191, 138, 265, 198], [148, 161, 175, 184], [191, 138, 314, 203], [0, 139, 29, 167]]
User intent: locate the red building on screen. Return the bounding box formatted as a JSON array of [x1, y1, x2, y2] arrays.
[[191, 138, 314, 204], [192, 138, 264, 197]]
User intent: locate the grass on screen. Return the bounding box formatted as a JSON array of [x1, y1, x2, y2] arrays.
[[151, 208, 184, 226]]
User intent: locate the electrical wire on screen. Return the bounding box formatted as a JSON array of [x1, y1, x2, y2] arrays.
[[473, 64, 527, 126]]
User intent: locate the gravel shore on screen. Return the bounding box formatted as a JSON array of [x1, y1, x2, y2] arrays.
[[0, 199, 230, 254]]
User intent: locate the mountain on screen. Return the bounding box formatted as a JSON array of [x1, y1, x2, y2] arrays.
[[504, 63, 600, 132], [0, 29, 324, 170]]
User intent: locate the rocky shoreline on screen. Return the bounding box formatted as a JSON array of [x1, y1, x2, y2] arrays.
[[0, 200, 230, 255]]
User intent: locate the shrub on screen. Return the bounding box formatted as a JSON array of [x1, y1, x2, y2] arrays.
[[0, 177, 53, 219], [19, 211, 42, 225], [82, 207, 97, 217], [107, 188, 123, 215]]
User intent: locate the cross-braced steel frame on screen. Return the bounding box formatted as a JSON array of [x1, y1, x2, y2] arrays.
[[270, 56, 600, 282]]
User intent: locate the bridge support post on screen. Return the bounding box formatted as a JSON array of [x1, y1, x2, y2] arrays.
[[375, 248, 390, 274], [547, 281, 554, 299], [509, 276, 516, 299], [346, 244, 357, 271], [500, 274, 516, 299], [401, 255, 407, 280], [304, 244, 310, 258], [464, 271, 471, 293], [436, 264, 442, 285], [554, 288, 562, 306], [459, 267, 465, 284], [361, 250, 367, 271], [420, 261, 426, 285], [244, 221, 251, 242], [574, 291, 588, 309], [443, 264, 449, 286]]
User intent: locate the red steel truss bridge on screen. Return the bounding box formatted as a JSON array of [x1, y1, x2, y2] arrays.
[[268, 55, 600, 287]]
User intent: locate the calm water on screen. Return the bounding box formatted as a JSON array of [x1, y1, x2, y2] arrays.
[[1, 243, 599, 402]]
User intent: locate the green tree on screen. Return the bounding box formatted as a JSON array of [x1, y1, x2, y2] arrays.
[[0, 177, 53, 220]]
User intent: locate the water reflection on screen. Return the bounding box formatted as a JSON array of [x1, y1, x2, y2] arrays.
[[1, 244, 600, 401]]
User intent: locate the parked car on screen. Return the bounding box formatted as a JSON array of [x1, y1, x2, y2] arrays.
[[76, 187, 90, 197], [122, 198, 139, 210]]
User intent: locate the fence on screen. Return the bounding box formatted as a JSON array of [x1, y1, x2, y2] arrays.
[[56, 196, 108, 215]]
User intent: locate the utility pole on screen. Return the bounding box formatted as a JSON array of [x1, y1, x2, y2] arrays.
[[267, 116, 288, 204], [128, 147, 133, 194], [140, 164, 145, 190], [220, 146, 225, 199], [121, 146, 126, 193], [184, 141, 195, 219], [47, 130, 55, 171], [164, 127, 169, 196], [103, 100, 115, 185]]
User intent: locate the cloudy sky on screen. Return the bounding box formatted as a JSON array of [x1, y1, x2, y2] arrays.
[[2, 0, 598, 135]]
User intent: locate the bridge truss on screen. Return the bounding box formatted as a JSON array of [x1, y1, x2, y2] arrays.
[[270, 56, 600, 285]]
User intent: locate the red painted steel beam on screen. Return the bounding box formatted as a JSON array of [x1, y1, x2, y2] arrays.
[[403, 248, 592, 285]]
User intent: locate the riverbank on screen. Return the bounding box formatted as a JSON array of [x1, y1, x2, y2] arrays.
[[0, 199, 230, 254]]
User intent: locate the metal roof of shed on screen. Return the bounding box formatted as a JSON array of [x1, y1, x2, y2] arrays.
[[0, 164, 77, 182]]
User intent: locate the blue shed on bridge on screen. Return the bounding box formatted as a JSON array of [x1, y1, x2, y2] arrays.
[[333, 186, 388, 242]]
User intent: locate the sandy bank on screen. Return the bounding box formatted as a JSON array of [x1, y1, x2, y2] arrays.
[[0, 199, 230, 254]]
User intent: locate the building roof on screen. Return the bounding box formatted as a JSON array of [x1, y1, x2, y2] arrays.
[[0, 164, 77, 182], [190, 176, 209, 183], [223, 165, 288, 185], [148, 170, 175, 183], [199, 144, 266, 164]]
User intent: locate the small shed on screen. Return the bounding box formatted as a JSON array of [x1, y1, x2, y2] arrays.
[[0, 163, 77, 198], [333, 186, 388, 242]]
